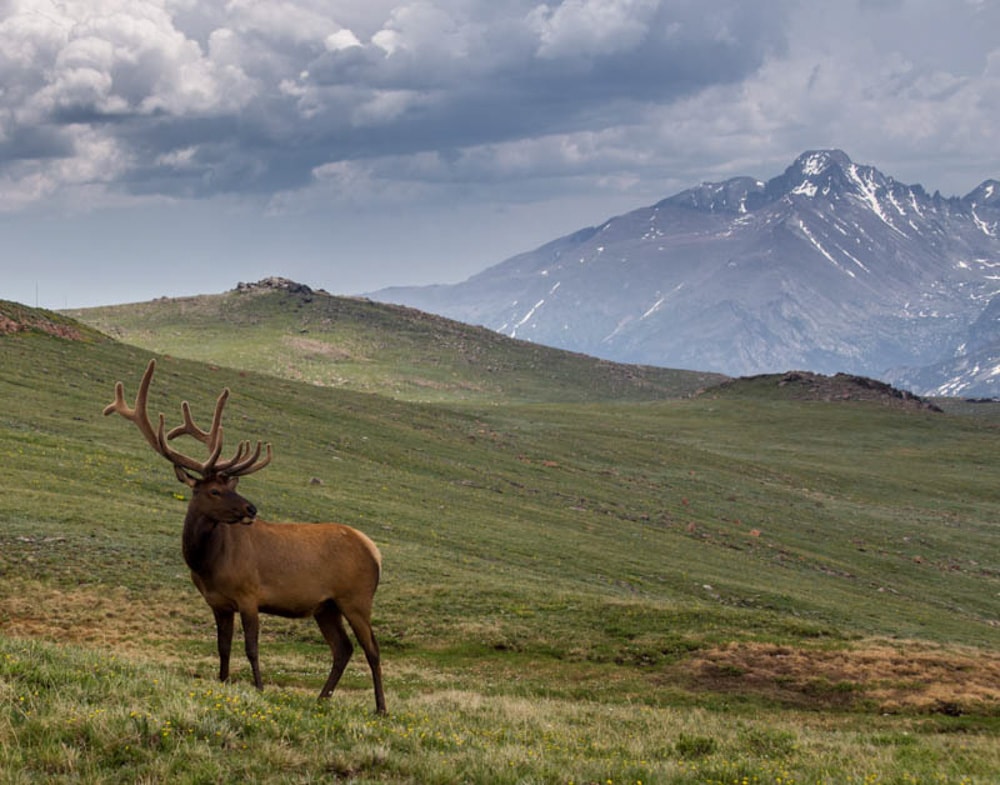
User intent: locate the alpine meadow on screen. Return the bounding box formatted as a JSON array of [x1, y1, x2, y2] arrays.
[[2, 286, 999, 784]]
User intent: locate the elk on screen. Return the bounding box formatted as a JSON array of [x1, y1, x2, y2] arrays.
[[104, 360, 386, 714]]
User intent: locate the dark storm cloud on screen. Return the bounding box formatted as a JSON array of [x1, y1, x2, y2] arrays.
[[0, 0, 793, 204]]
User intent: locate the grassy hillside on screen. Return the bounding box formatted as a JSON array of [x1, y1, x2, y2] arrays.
[[65, 281, 725, 403], [2, 310, 1000, 783]]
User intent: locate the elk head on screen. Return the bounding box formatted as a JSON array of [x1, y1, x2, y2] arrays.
[[103, 359, 272, 522]]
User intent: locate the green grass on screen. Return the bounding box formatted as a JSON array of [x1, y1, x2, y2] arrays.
[[2, 309, 1000, 783], [63, 287, 725, 403], [4, 637, 998, 785]]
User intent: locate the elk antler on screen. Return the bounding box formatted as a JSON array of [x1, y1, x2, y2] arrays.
[[104, 360, 272, 478]]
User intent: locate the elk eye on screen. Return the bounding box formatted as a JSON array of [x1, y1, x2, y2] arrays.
[[210, 489, 221, 497]]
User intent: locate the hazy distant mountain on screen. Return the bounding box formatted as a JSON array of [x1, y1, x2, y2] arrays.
[[371, 150, 1000, 396]]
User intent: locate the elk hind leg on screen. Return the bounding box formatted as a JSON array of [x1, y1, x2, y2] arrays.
[[315, 601, 353, 699], [342, 605, 386, 715]]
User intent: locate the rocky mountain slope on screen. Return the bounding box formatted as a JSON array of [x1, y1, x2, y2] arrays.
[[372, 150, 1000, 396]]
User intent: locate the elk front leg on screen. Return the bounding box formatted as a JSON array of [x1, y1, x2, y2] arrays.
[[240, 609, 263, 690], [213, 608, 235, 683]]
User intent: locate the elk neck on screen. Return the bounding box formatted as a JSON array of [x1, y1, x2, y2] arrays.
[[182, 506, 229, 576]]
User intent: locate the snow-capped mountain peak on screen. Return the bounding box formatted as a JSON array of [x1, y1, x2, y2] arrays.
[[371, 150, 1000, 397]]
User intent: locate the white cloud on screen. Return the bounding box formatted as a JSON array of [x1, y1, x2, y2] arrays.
[[2, 0, 256, 121], [0, 123, 129, 209], [223, 0, 340, 44], [529, 0, 660, 59], [372, 27, 401, 56], [325, 28, 362, 51]]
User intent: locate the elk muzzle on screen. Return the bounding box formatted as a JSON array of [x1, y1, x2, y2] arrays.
[[225, 492, 257, 525], [239, 500, 257, 525]]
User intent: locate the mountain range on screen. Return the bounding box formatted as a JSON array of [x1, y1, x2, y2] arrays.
[[371, 150, 1000, 397]]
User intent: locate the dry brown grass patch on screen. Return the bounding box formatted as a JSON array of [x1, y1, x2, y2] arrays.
[[684, 640, 1000, 714], [0, 580, 204, 656], [283, 336, 357, 361]]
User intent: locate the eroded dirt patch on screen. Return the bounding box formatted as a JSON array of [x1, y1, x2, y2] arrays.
[[283, 335, 357, 361], [681, 641, 1000, 715]]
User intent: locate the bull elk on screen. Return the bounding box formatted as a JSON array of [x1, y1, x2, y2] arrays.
[[104, 360, 386, 714]]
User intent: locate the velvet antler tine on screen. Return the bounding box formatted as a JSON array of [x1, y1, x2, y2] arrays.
[[103, 360, 161, 452], [219, 440, 271, 477], [102, 381, 126, 417], [155, 414, 195, 473], [206, 390, 229, 454], [105, 360, 238, 478], [167, 402, 200, 443], [106, 362, 271, 479], [166, 390, 229, 452], [215, 438, 252, 473], [225, 442, 273, 478]]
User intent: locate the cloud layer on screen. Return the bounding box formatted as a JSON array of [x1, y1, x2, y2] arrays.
[[2, 1, 1000, 307]]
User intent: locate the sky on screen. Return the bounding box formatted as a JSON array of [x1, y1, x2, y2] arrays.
[[2, 0, 1000, 309]]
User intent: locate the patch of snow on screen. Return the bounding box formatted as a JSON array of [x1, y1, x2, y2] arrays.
[[642, 296, 666, 319], [797, 219, 855, 278], [847, 164, 906, 236], [516, 300, 544, 327], [838, 245, 871, 274], [602, 315, 635, 343], [801, 153, 829, 176], [937, 377, 971, 396], [641, 283, 684, 321], [792, 180, 818, 197], [510, 299, 545, 338], [971, 207, 996, 237]]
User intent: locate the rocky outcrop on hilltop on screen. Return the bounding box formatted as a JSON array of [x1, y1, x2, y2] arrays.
[[0, 300, 93, 341], [705, 371, 942, 411]]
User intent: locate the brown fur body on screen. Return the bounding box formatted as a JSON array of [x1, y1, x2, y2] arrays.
[[181, 476, 386, 714], [104, 361, 386, 714]]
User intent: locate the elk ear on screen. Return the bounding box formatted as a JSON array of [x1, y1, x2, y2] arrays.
[[173, 465, 198, 487], [224, 475, 240, 490]]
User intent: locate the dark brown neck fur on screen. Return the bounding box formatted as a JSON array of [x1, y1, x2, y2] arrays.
[[182, 508, 224, 576]]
